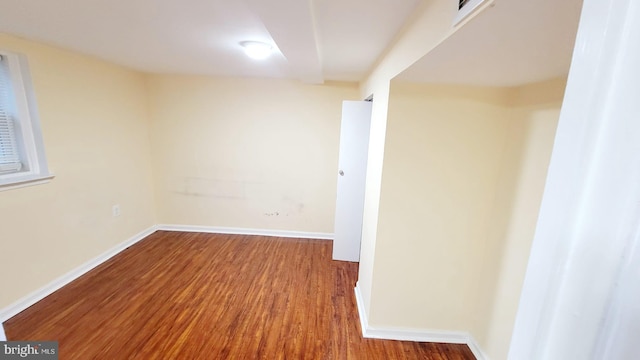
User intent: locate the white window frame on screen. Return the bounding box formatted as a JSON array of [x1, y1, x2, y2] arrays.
[[0, 50, 53, 191]]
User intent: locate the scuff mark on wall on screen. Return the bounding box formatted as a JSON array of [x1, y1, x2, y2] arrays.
[[167, 176, 311, 221], [168, 176, 247, 198]]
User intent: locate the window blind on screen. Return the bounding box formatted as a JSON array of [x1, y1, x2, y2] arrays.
[[0, 55, 22, 174]]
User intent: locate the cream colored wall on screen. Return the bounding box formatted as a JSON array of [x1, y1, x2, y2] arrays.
[[479, 78, 565, 359], [0, 34, 156, 309], [370, 83, 512, 331], [355, 2, 566, 357], [369, 79, 564, 359], [357, 83, 389, 313], [356, 0, 495, 317], [0, 36, 356, 313], [146, 75, 358, 233]]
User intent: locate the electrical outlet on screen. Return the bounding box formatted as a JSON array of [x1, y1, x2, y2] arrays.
[[112, 204, 121, 217]]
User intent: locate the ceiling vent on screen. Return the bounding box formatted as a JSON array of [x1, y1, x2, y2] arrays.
[[454, 0, 489, 25]]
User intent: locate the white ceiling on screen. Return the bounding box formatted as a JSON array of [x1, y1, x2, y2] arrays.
[[0, 0, 420, 83], [397, 0, 584, 86]]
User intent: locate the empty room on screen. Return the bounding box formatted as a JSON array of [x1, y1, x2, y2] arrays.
[[2, 0, 639, 359]]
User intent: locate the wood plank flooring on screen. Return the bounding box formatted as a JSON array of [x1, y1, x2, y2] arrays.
[[4, 231, 476, 359]]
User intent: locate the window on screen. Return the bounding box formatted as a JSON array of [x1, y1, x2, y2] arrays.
[[0, 50, 52, 190]]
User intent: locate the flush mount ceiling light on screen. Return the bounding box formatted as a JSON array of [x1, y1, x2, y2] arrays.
[[240, 41, 273, 60]]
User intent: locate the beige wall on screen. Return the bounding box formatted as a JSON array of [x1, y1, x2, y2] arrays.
[[355, 1, 567, 357], [371, 83, 512, 331], [0, 35, 358, 313], [356, 0, 495, 317], [146, 75, 358, 233], [368, 79, 564, 359], [479, 78, 565, 359], [0, 34, 156, 309]]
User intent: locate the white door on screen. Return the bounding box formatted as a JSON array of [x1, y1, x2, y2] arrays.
[[332, 100, 372, 262]]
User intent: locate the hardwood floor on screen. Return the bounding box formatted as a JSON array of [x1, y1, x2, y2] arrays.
[[4, 231, 476, 359]]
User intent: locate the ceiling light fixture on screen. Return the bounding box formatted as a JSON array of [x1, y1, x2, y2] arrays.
[[240, 41, 273, 60]]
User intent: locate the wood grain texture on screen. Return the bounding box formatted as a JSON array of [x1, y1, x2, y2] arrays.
[[4, 231, 476, 359]]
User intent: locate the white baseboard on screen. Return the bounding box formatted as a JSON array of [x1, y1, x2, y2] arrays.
[[0, 225, 158, 323], [467, 335, 489, 360], [0, 225, 485, 359], [354, 281, 371, 337], [0, 224, 330, 324], [156, 224, 333, 240], [354, 283, 488, 360]]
